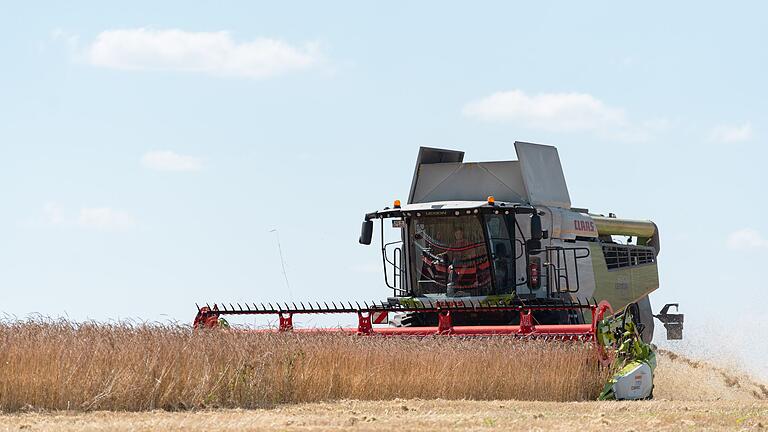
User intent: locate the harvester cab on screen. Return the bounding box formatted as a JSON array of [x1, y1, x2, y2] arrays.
[[359, 142, 683, 342]]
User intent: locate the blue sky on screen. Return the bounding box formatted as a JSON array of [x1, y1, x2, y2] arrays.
[[1, 2, 766, 374]]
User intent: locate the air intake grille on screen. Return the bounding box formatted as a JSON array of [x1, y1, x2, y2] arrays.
[[602, 244, 656, 270]]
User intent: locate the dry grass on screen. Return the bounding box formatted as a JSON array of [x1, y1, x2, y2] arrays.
[[0, 319, 609, 412]]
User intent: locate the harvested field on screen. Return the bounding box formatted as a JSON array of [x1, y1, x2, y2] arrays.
[[1, 399, 767, 431], [0, 319, 608, 412]]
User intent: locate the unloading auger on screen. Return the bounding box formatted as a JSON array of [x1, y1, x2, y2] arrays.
[[194, 142, 684, 400]]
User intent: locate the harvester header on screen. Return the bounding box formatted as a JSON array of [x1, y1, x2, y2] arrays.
[[194, 298, 605, 339]]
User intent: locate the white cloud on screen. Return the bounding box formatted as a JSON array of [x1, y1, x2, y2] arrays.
[[85, 28, 322, 79], [141, 150, 202, 172], [461, 89, 667, 141], [78, 208, 136, 231], [710, 123, 753, 143], [726, 228, 768, 250], [462, 90, 628, 133]]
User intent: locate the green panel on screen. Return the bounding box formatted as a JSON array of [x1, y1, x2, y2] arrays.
[[589, 243, 659, 312]]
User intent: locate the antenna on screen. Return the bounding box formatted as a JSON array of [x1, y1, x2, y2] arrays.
[[269, 229, 292, 300]]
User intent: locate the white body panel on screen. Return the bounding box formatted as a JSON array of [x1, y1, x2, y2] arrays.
[[612, 362, 654, 400], [513, 206, 597, 300]]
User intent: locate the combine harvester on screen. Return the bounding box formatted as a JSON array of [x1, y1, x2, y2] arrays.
[[195, 142, 684, 400]]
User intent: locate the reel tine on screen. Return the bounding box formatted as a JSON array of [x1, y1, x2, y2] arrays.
[[237, 303, 243, 311], [355, 301, 361, 310], [195, 303, 200, 311], [300, 302, 306, 310]]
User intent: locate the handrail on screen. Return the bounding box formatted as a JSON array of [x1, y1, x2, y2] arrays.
[[383, 240, 406, 296], [529, 246, 591, 294]]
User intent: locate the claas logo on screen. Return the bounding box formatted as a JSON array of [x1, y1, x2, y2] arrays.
[[574, 220, 596, 232]]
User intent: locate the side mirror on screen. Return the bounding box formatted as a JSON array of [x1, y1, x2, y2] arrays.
[[359, 220, 373, 245], [530, 213, 543, 241]]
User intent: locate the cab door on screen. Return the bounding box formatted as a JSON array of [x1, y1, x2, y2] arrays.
[[484, 214, 515, 295]]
